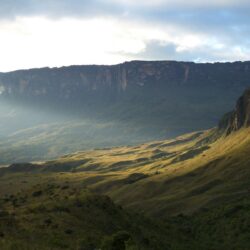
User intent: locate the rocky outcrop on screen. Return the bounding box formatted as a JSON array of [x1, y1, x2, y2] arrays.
[[222, 88, 250, 134]]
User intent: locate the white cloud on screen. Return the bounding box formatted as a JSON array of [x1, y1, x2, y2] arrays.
[[0, 16, 205, 71], [104, 0, 250, 8], [0, 15, 249, 72], [0, 17, 146, 71]]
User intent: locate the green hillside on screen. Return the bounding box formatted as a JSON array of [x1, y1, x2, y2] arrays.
[[0, 184, 175, 250], [1, 90, 250, 249], [1, 126, 250, 249], [5, 126, 249, 216]]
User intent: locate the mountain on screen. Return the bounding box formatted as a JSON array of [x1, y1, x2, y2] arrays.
[[0, 88, 250, 249], [219, 88, 250, 134], [0, 60, 250, 163]]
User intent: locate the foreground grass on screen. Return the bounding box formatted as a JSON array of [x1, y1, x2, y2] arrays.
[[0, 176, 249, 250], [0, 182, 172, 250]]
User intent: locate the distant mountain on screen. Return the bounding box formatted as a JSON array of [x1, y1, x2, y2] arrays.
[[1, 60, 250, 163]]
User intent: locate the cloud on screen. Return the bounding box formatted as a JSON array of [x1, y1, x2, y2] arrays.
[[105, 0, 250, 8], [0, 0, 124, 20], [0, 0, 249, 71], [0, 0, 249, 20], [133, 40, 250, 63], [0, 17, 146, 71]]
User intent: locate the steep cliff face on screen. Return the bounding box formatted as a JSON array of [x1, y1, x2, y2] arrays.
[[0, 60, 250, 156], [1, 60, 250, 102], [0, 65, 129, 99], [0, 61, 250, 163], [219, 88, 250, 134]]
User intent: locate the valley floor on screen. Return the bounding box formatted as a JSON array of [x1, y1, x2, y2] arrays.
[[0, 126, 250, 249]]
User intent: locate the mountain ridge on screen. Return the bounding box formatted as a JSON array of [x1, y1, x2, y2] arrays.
[[2, 59, 250, 73], [0, 60, 250, 163]]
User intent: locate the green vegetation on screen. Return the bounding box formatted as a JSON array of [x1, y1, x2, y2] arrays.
[[1, 85, 250, 249], [0, 124, 249, 249], [0, 183, 171, 250]]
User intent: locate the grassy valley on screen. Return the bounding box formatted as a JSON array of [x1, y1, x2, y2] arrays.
[[4, 126, 250, 217], [0, 118, 250, 249], [0, 71, 250, 249]]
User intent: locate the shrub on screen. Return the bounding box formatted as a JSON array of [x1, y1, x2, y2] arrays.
[[32, 190, 43, 197], [101, 231, 131, 250], [78, 235, 98, 250]]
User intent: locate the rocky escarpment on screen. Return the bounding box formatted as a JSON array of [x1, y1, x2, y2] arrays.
[[0, 60, 250, 102], [0, 61, 188, 99], [219, 88, 250, 134], [1, 60, 250, 140]]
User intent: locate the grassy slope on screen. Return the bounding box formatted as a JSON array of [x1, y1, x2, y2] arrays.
[[2, 127, 250, 215], [0, 120, 152, 164], [105, 127, 250, 216], [21, 127, 248, 217], [0, 182, 174, 250], [0, 127, 250, 249]]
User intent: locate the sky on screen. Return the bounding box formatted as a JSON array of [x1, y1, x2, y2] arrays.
[[0, 0, 249, 72]]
